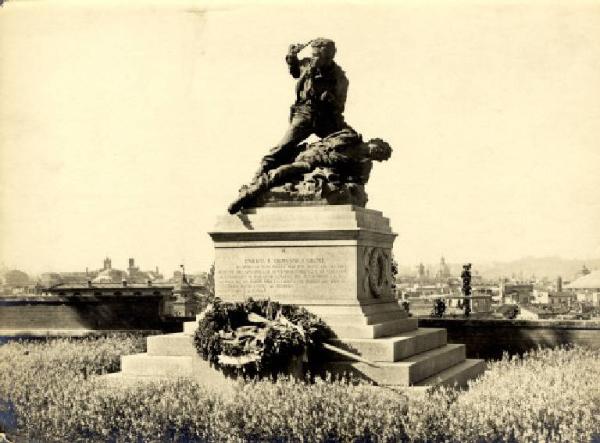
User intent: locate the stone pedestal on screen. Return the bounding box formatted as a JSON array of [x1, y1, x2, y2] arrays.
[[105, 205, 484, 389], [210, 205, 413, 338], [209, 205, 485, 387]]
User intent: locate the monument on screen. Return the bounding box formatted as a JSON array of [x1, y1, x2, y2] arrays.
[[109, 39, 484, 388], [210, 38, 485, 386]]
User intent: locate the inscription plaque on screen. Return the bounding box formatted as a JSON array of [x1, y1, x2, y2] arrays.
[[215, 247, 357, 303], [219, 256, 348, 293]]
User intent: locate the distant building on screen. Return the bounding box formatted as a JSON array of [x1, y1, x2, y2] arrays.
[[518, 304, 570, 320], [126, 258, 164, 283], [46, 280, 172, 298], [146, 267, 164, 282], [39, 257, 164, 287], [445, 295, 492, 315], [436, 256, 451, 280], [532, 289, 549, 304], [407, 294, 492, 317], [58, 272, 92, 284], [576, 265, 592, 278], [163, 271, 206, 318], [501, 283, 534, 305], [43, 271, 209, 319], [548, 292, 577, 309], [92, 258, 127, 284], [127, 258, 144, 282], [188, 272, 209, 286], [565, 269, 600, 307], [518, 305, 542, 320], [494, 304, 520, 319], [39, 272, 63, 288]]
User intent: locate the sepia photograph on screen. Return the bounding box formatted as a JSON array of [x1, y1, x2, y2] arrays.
[[1, 0, 599, 441]]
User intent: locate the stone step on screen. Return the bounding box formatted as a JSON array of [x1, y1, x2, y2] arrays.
[[121, 353, 194, 377], [185, 314, 415, 338], [323, 343, 466, 386], [324, 309, 408, 326], [186, 315, 414, 338], [104, 354, 235, 392], [415, 359, 486, 389], [149, 328, 444, 362], [147, 333, 195, 356], [306, 302, 406, 318], [327, 328, 447, 362], [183, 320, 199, 335], [329, 318, 418, 339], [190, 304, 406, 324]]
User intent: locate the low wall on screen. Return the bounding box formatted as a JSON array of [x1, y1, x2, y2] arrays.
[[418, 317, 600, 360], [0, 295, 183, 336]]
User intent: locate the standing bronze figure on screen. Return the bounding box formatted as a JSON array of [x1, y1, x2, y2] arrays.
[[228, 38, 392, 214], [255, 38, 352, 178]]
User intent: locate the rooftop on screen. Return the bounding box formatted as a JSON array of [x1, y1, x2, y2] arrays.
[[566, 270, 600, 290], [47, 283, 174, 290]]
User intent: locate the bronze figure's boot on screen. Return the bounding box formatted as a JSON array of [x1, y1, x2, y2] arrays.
[[227, 174, 270, 214]]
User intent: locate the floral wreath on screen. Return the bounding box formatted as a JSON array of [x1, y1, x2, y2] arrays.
[[193, 298, 331, 377]]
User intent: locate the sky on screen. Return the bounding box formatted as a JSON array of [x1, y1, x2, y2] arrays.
[[1, 0, 599, 275]]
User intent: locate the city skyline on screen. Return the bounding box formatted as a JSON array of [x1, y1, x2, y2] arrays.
[[1, 1, 599, 274], [2, 254, 599, 283]]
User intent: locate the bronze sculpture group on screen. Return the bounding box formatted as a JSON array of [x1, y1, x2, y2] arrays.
[[228, 38, 392, 214]]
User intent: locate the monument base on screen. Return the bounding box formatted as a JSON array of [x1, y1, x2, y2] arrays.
[[106, 205, 484, 388], [208, 205, 485, 387], [104, 314, 483, 389], [101, 314, 302, 390], [211, 205, 411, 339]]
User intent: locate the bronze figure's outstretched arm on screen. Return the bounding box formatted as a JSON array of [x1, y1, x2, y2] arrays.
[[285, 42, 310, 79]]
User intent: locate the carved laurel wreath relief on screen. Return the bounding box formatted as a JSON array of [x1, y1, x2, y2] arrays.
[[362, 246, 393, 297]]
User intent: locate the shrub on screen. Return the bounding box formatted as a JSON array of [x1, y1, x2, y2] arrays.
[[212, 375, 410, 441], [440, 346, 600, 442], [1, 337, 600, 442], [0, 334, 146, 442], [71, 378, 224, 442], [400, 346, 600, 442]]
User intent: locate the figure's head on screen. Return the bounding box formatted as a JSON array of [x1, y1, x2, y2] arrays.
[[310, 38, 336, 67], [366, 138, 393, 162]]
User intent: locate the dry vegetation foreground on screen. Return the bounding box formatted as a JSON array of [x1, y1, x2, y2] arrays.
[[0, 335, 599, 442]]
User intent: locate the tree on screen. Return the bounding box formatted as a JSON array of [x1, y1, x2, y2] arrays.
[[2, 270, 30, 287]]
